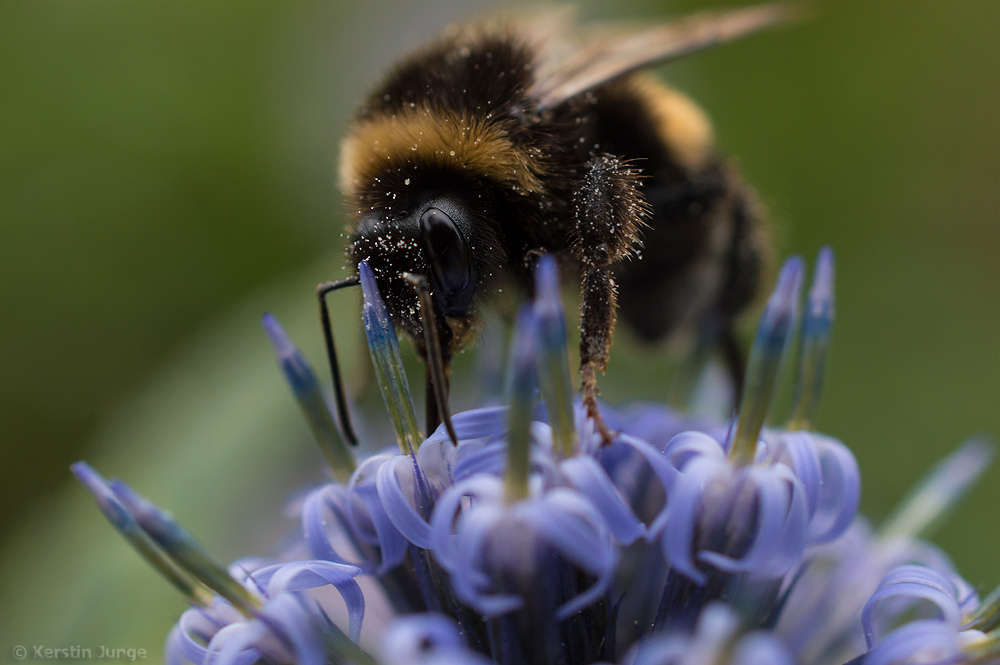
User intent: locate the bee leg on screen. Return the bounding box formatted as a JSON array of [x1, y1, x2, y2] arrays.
[[570, 155, 650, 445], [317, 277, 361, 447], [403, 272, 459, 446], [580, 266, 619, 443]]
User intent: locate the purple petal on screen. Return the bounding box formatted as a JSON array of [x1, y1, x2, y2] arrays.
[[345, 455, 408, 573], [165, 627, 187, 665], [204, 622, 264, 665], [629, 637, 688, 665], [862, 565, 962, 649], [423, 406, 508, 446], [376, 455, 434, 549], [698, 467, 788, 575], [258, 595, 326, 665], [301, 485, 361, 568], [174, 602, 244, 665], [663, 431, 726, 470], [661, 457, 729, 585], [452, 504, 522, 616], [731, 633, 795, 665], [253, 561, 364, 643], [560, 456, 645, 545], [754, 465, 809, 578], [430, 475, 505, 570], [808, 434, 860, 544], [779, 432, 822, 517], [519, 489, 618, 618], [381, 614, 467, 665], [864, 619, 960, 665]]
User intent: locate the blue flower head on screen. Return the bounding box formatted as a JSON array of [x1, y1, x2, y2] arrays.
[[74, 247, 1000, 665]]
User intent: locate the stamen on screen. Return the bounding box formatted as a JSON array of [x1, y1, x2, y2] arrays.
[[402, 273, 458, 446], [110, 480, 263, 616], [358, 262, 422, 454], [71, 462, 214, 607], [505, 307, 538, 502], [262, 314, 356, 482], [788, 247, 835, 431], [533, 255, 577, 459], [878, 437, 994, 541], [728, 256, 804, 466]]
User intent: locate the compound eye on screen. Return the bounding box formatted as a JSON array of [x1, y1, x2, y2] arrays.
[[419, 207, 474, 301]]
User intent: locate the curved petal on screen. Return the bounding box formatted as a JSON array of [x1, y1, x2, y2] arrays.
[[204, 622, 264, 665], [258, 594, 326, 665], [430, 475, 505, 570], [754, 465, 809, 578], [779, 432, 822, 517], [165, 626, 190, 665], [862, 565, 962, 649], [616, 434, 679, 495], [345, 455, 408, 573], [423, 406, 508, 445], [174, 601, 245, 665], [344, 455, 393, 544], [698, 467, 788, 575], [301, 485, 359, 568], [452, 441, 508, 482], [376, 455, 434, 549], [520, 489, 618, 619], [808, 434, 860, 544], [452, 504, 521, 616], [255, 561, 364, 643], [660, 457, 729, 585], [663, 431, 726, 470], [561, 455, 646, 545], [864, 619, 959, 665]]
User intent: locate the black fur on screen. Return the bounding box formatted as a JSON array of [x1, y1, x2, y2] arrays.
[[345, 24, 766, 372]]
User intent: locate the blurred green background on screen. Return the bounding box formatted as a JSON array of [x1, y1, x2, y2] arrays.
[[1, 0, 997, 659]]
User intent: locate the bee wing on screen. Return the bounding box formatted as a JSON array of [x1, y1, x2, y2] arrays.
[[528, 2, 796, 112]]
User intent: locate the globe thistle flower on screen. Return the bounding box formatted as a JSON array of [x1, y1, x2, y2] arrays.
[[74, 247, 1000, 665]]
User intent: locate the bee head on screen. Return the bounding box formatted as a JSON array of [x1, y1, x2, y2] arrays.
[[348, 191, 503, 357]]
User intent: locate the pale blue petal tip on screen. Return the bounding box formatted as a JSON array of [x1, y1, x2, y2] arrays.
[[511, 306, 539, 369], [108, 479, 181, 544], [810, 246, 835, 304], [261, 312, 294, 357], [754, 255, 804, 355], [773, 255, 805, 310], [534, 254, 561, 312], [72, 461, 133, 531], [358, 261, 380, 311], [358, 260, 396, 346]]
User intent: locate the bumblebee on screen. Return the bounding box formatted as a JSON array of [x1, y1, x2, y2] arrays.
[[320, 3, 789, 444]]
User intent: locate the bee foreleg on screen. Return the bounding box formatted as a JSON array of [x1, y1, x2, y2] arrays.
[[570, 154, 650, 444]]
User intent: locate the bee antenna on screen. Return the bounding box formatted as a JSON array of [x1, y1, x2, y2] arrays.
[[403, 273, 459, 447], [317, 277, 361, 447]]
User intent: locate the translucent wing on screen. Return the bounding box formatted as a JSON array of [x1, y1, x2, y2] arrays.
[[527, 2, 796, 111]]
